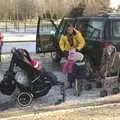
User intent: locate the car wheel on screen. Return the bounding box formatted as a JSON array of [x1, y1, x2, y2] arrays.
[[100, 90, 107, 97], [96, 82, 102, 88], [85, 84, 92, 90], [112, 87, 119, 94]]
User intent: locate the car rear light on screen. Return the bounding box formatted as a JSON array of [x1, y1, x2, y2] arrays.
[[98, 41, 111, 48], [101, 43, 110, 48]]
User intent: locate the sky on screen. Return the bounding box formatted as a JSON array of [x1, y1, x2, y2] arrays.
[[110, 0, 120, 8]]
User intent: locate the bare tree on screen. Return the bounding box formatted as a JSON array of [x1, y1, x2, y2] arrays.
[[82, 0, 110, 15], [0, 0, 111, 20], [69, 2, 85, 17]]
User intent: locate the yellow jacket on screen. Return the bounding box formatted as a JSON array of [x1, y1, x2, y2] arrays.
[[59, 29, 85, 52]]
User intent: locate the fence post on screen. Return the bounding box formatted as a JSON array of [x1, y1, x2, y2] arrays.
[[24, 19, 26, 32], [18, 20, 19, 32], [5, 21, 7, 32]]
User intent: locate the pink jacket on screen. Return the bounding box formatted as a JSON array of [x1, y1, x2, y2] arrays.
[[62, 59, 75, 74]]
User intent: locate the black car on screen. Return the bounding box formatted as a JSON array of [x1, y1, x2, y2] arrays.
[[36, 13, 120, 67]]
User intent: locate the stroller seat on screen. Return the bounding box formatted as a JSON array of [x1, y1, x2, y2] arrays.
[[13, 49, 43, 76]]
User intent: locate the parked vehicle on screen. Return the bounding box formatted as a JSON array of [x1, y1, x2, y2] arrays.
[[36, 13, 120, 65], [36, 13, 120, 96]]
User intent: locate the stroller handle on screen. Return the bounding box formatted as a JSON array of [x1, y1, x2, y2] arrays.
[[11, 47, 16, 54]]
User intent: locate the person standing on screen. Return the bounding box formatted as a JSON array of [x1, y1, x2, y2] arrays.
[[59, 24, 85, 88], [0, 32, 4, 62]]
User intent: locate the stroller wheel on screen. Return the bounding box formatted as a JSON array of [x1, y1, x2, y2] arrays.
[[17, 92, 33, 107]]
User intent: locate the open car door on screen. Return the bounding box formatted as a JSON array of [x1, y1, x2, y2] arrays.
[[36, 17, 62, 53]]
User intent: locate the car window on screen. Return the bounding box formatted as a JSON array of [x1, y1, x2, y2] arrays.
[[39, 25, 56, 35], [58, 19, 104, 39], [74, 21, 89, 37], [39, 20, 56, 35], [112, 21, 120, 38], [58, 19, 76, 35], [73, 19, 104, 39], [86, 20, 104, 39]]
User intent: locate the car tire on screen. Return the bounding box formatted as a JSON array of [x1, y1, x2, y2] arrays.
[[112, 87, 119, 94], [100, 90, 107, 97], [85, 84, 92, 90], [96, 82, 102, 88]]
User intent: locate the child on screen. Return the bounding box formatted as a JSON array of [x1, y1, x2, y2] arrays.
[[63, 48, 84, 73], [62, 49, 76, 74], [21, 49, 42, 71], [63, 48, 84, 88], [30, 59, 42, 70]]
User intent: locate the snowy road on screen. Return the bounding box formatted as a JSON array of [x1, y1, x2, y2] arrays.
[[2, 41, 36, 53], [1, 32, 36, 53]]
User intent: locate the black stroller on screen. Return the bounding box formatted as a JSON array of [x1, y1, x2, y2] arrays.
[[0, 48, 65, 106]]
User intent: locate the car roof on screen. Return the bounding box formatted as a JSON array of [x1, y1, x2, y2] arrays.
[[63, 13, 120, 20]]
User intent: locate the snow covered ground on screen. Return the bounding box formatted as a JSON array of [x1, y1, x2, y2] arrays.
[[0, 52, 101, 112], [3, 32, 36, 42], [1, 32, 36, 53], [2, 26, 55, 42], [0, 31, 101, 112], [1, 26, 55, 53]]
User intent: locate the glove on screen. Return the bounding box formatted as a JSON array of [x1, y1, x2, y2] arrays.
[[76, 49, 80, 52]]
